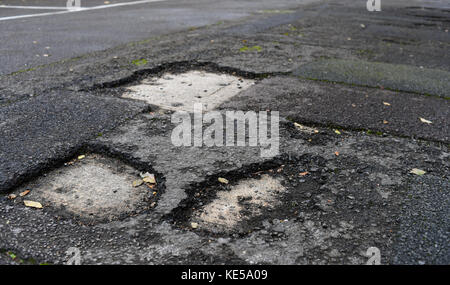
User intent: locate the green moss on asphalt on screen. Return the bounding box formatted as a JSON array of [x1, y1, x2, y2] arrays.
[[132, 58, 148, 66]]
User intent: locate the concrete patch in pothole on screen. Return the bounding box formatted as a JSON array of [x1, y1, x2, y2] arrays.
[[191, 174, 286, 231], [15, 154, 159, 221], [123, 70, 255, 112]]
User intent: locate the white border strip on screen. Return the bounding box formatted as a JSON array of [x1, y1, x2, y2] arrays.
[[0, 0, 165, 21]]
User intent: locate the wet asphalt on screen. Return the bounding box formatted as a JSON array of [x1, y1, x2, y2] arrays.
[[0, 0, 316, 75], [0, 0, 449, 265]]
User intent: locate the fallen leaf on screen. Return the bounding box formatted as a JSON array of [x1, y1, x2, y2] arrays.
[[410, 168, 426, 176], [19, 190, 30, 197], [419, 117, 432, 124], [383, 120, 389, 124], [77, 155, 85, 160], [19, 190, 31, 197], [24, 200, 43, 209], [8, 194, 17, 200], [143, 174, 156, 184], [140, 172, 151, 178], [218, 177, 229, 184], [335, 130, 341, 135], [294, 122, 318, 134], [132, 180, 144, 187], [299, 171, 309, 176], [335, 151, 340, 156], [191, 222, 198, 229], [383, 102, 391, 106]]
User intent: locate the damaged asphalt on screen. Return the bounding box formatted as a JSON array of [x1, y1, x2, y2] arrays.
[[0, 0, 449, 265]]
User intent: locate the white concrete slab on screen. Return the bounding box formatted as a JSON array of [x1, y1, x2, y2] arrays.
[[20, 154, 151, 221], [192, 175, 285, 231], [123, 70, 255, 112]]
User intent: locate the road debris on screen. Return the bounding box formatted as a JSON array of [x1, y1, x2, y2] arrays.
[[410, 168, 426, 176], [419, 117, 432, 124], [132, 180, 144, 187], [23, 200, 43, 209], [19, 190, 31, 197], [218, 177, 229, 184]]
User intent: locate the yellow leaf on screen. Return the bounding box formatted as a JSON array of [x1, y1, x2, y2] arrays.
[[383, 102, 391, 106], [143, 175, 156, 184], [24, 200, 43, 209], [419, 117, 432, 124], [132, 180, 144, 187], [77, 155, 86, 160], [335, 130, 341, 135], [218, 177, 229, 184], [410, 168, 426, 176]]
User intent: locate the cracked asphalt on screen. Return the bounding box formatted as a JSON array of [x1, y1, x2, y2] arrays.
[[0, 0, 449, 265]]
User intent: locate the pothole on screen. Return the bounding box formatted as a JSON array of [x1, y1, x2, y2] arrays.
[[192, 175, 286, 232], [122, 70, 255, 112], [12, 154, 161, 222], [170, 157, 325, 235]]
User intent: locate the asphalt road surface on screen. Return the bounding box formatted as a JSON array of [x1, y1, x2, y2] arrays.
[[0, 0, 319, 75], [0, 0, 448, 266]]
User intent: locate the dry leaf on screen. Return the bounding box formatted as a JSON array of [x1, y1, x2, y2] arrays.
[[383, 102, 391, 106], [24, 200, 43, 209], [383, 120, 389, 124], [77, 155, 86, 160], [140, 172, 151, 178], [335, 151, 340, 156], [299, 171, 309, 176], [132, 180, 144, 187], [335, 130, 341, 135], [419, 117, 432, 124], [191, 222, 198, 229], [410, 168, 426, 176], [8, 194, 17, 200], [143, 175, 156, 184], [218, 177, 229, 184], [20, 190, 30, 197], [294, 122, 318, 134]]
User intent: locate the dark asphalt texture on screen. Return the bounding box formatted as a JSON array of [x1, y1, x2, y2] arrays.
[[0, 0, 448, 265], [0, 0, 313, 75], [0, 92, 147, 193]]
